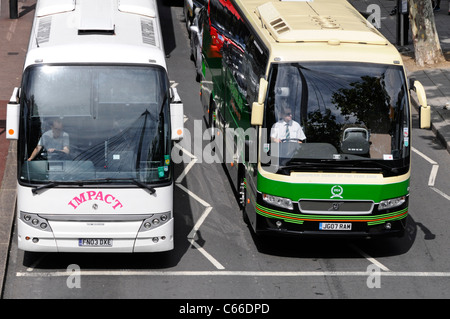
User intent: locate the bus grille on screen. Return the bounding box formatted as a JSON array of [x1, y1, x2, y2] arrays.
[[298, 200, 373, 215]]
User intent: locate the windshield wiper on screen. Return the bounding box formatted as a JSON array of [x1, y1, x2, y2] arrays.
[[81, 178, 157, 194], [32, 181, 68, 194], [277, 161, 335, 174], [32, 178, 156, 195], [32, 179, 88, 194], [333, 159, 403, 176], [129, 178, 156, 194], [278, 160, 383, 175], [278, 159, 402, 176]]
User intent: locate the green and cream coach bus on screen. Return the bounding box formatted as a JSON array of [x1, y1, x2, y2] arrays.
[[199, 0, 430, 237], [6, 0, 184, 252]]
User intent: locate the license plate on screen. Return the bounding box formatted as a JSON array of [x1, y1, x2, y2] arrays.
[[78, 238, 113, 247], [319, 222, 352, 230]]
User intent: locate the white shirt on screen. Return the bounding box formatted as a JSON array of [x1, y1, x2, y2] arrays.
[[270, 120, 306, 141]]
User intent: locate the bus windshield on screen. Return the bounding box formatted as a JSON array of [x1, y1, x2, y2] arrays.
[[19, 65, 172, 185], [262, 62, 410, 176]]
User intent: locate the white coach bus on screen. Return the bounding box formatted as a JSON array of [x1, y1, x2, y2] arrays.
[[6, 0, 184, 252]]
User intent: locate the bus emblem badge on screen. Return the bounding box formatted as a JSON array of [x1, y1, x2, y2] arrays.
[[330, 185, 343, 199]]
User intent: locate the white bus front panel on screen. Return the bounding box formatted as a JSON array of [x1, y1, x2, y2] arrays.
[[16, 184, 174, 252]]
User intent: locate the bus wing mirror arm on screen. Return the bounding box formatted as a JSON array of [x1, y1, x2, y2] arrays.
[[6, 87, 20, 140], [251, 78, 268, 126], [170, 87, 184, 141], [410, 79, 430, 129]]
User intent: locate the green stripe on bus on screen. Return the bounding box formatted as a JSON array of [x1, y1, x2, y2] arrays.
[[256, 203, 408, 225], [257, 172, 409, 202]]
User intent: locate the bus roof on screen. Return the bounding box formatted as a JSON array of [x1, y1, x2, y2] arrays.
[[234, 0, 403, 65], [25, 0, 166, 68]]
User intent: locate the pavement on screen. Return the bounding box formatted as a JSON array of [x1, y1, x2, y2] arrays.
[[0, 0, 449, 296], [0, 0, 36, 296]]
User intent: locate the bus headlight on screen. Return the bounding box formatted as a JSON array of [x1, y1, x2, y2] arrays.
[[262, 193, 293, 210], [379, 196, 406, 210], [20, 212, 52, 232], [139, 211, 172, 232]]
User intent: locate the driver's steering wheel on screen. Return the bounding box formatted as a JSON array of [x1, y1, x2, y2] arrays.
[[37, 147, 71, 160], [49, 150, 71, 160]]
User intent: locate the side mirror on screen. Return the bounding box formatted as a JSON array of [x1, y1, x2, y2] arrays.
[[170, 87, 184, 141], [410, 79, 430, 129], [6, 87, 20, 140], [251, 78, 268, 126], [251, 102, 264, 126], [257, 78, 268, 105], [189, 25, 199, 34]]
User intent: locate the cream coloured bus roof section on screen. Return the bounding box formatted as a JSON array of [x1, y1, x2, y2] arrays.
[[255, 1, 388, 45]]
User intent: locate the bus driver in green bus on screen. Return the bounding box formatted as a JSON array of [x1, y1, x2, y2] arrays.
[[270, 107, 306, 143]]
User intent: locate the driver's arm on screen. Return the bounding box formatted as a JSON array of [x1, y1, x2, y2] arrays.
[[270, 124, 281, 143], [28, 145, 43, 161], [271, 137, 281, 143]]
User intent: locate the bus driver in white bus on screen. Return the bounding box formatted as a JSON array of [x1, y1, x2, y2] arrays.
[[28, 118, 70, 161], [270, 107, 306, 143]]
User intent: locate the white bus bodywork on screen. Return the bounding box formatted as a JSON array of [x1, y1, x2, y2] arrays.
[[6, 0, 184, 252]]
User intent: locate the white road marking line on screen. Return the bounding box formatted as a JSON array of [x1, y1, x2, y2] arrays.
[[411, 147, 445, 198], [412, 147, 438, 165], [177, 183, 211, 208], [188, 206, 213, 240], [349, 244, 390, 272], [16, 270, 450, 277], [431, 187, 450, 201], [176, 185, 224, 269], [428, 164, 439, 187], [174, 145, 224, 269], [189, 240, 225, 270], [173, 142, 196, 160], [175, 158, 198, 184]]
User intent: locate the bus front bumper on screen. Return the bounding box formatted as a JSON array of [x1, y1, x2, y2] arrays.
[[17, 218, 174, 253], [254, 209, 408, 239]]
